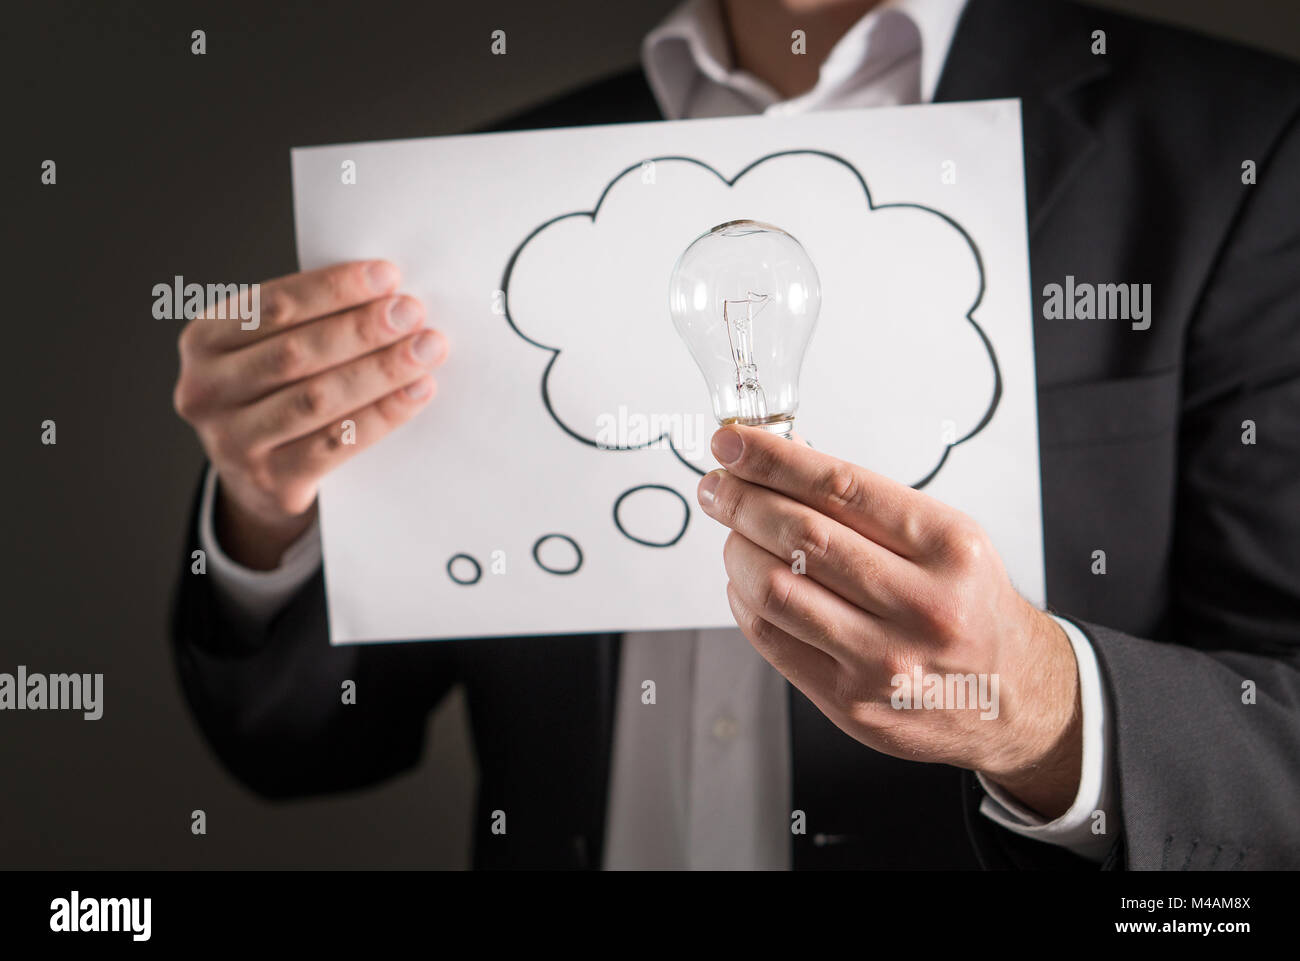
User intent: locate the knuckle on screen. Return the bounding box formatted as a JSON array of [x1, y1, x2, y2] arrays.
[[823, 463, 862, 513], [375, 390, 412, 427], [354, 303, 384, 349], [756, 567, 794, 619], [376, 342, 407, 382], [375, 395, 402, 426], [746, 608, 780, 647], [260, 287, 291, 327], [941, 517, 986, 568], [333, 356, 363, 392], [295, 381, 327, 418], [900, 510, 928, 551], [321, 423, 346, 454], [919, 591, 970, 642], [322, 265, 350, 306], [879, 646, 920, 689], [790, 513, 834, 566], [267, 335, 305, 379], [712, 474, 742, 523]]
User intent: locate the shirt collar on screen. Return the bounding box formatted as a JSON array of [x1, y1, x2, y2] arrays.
[[642, 0, 969, 119]]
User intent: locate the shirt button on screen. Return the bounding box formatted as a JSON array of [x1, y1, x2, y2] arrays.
[[712, 716, 739, 740]]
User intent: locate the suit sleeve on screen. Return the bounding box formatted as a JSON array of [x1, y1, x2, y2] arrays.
[[1091, 105, 1300, 870], [968, 106, 1300, 871], [170, 467, 463, 799]]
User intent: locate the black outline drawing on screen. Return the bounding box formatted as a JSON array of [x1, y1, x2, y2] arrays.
[[446, 552, 482, 586], [613, 484, 691, 547], [500, 150, 1001, 490], [532, 533, 584, 575]]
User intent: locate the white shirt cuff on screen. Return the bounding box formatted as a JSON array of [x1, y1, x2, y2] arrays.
[[975, 614, 1116, 862], [197, 464, 322, 635]]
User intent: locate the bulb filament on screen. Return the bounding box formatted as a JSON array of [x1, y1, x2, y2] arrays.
[[723, 291, 770, 422]]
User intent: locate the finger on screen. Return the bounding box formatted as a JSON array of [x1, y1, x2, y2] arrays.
[[711, 424, 955, 558], [231, 328, 446, 452], [265, 374, 437, 489], [195, 260, 401, 351], [722, 530, 883, 667], [204, 294, 425, 408], [698, 469, 922, 618], [725, 581, 840, 701]]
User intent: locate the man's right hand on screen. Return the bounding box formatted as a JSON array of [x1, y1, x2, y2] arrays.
[[173, 260, 447, 570]]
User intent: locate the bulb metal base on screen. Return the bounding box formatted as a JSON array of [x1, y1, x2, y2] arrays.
[[757, 419, 794, 440], [721, 416, 794, 439]]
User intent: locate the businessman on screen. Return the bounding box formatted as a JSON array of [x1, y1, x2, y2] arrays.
[[171, 0, 1300, 869]]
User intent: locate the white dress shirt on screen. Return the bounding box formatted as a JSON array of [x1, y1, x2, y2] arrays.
[[199, 0, 1115, 869]]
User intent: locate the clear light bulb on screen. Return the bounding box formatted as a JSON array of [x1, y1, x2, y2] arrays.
[[669, 220, 822, 440]]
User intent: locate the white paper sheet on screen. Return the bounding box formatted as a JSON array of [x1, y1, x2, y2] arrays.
[[289, 99, 1045, 644]]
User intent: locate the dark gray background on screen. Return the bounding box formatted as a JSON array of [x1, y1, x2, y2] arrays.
[[4, 0, 1297, 869]]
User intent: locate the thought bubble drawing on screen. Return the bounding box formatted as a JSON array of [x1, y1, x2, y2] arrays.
[[502, 151, 999, 489], [532, 533, 583, 575], [613, 484, 691, 548], [446, 553, 482, 586]]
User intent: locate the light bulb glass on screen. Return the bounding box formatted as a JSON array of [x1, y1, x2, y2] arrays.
[[669, 220, 822, 439]]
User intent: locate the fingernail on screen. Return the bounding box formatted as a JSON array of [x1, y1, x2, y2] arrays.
[[388, 297, 420, 331], [404, 377, 432, 400], [712, 429, 744, 465], [411, 330, 444, 364], [367, 261, 399, 293], [698, 470, 722, 505]]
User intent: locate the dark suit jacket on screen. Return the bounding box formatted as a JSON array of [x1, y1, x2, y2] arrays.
[[171, 0, 1300, 869]]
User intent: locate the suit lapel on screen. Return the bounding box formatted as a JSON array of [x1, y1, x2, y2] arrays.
[[934, 0, 1110, 236]]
